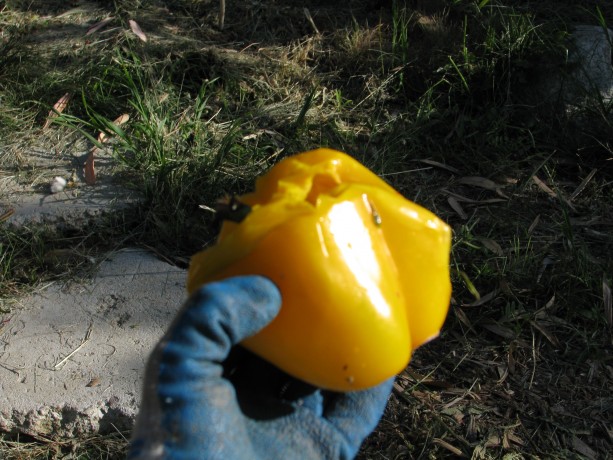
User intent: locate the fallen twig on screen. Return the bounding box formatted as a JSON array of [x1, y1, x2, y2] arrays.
[[54, 323, 93, 370]]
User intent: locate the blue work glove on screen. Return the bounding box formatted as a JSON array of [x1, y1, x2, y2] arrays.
[[129, 275, 393, 460]]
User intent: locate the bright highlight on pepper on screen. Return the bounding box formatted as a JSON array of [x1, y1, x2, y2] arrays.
[[188, 148, 452, 391]]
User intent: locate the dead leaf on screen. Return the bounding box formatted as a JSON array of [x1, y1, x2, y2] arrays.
[[433, 438, 465, 457], [443, 190, 506, 204], [531, 320, 560, 347], [477, 237, 504, 256], [532, 175, 557, 198], [528, 214, 540, 234], [456, 176, 510, 200], [84, 148, 96, 185], [570, 168, 597, 201], [418, 159, 461, 175], [86, 377, 101, 388], [97, 113, 130, 143], [129, 20, 147, 42], [457, 176, 499, 191], [447, 196, 467, 219], [571, 435, 597, 460], [464, 290, 498, 307], [506, 431, 525, 446], [485, 434, 501, 447], [535, 179, 576, 211], [482, 322, 516, 340], [43, 93, 71, 129], [86, 17, 114, 35], [454, 307, 473, 329], [603, 277, 612, 329]]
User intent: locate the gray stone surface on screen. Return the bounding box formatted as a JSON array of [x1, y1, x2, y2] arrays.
[[0, 249, 186, 437], [570, 25, 613, 100], [566, 25, 613, 105], [0, 146, 139, 226]]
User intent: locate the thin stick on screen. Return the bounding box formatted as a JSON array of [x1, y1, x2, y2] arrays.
[[54, 324, 93, 370]]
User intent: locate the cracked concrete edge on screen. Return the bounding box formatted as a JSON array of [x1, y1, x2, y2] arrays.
[[0, 397, 135, 438], [0, 249, 187, 438]]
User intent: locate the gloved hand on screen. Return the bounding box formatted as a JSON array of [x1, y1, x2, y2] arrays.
[[129, 275, 393, 460]]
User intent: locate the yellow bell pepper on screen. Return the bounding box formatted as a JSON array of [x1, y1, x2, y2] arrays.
[[187, 148, 451, 391]]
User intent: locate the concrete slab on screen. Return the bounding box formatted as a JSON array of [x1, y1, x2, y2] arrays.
[[0, 249, 186, 437], [0, 146, 140, 227]]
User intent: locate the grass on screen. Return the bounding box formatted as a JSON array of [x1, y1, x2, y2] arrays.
[[1, 0, 612, 458]]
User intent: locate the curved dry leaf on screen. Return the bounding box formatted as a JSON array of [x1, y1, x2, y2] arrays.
[[604, 278, 612, 329], [465, 289, 499, 307], [86, 17, 114, 35], [477, 237, 504, 256], [43, 93, 71, 129], [458, 176, 499, 190], [447, 196, 467, 219], [113, 113, 130, 125], [532, 175, 556, 197], [528, 214, 540, 234], [531, 320, 560, 347], [419, 159, 461, 175], [456, 176, 509, 200], [129, 20, 147, 42], [97, 114, 130, 143], [571, 168, 597, 201], [84, 149, 96, 185], [444, 189, 506, 204]]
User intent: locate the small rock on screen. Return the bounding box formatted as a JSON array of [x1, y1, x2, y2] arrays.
[[50, 176, 67, 194]]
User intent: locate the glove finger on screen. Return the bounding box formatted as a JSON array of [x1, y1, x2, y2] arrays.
[[130, 276, 281, 458], [162, 275, 282, 373], [323, 378, 394, 455]]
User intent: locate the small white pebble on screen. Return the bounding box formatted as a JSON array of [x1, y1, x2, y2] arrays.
[[50, 176, 67, 194]]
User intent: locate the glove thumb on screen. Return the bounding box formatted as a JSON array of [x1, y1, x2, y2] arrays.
[[163, 275, 282, 368]]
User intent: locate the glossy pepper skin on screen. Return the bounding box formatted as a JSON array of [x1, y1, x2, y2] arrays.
[[187, 148, 451, 392]]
